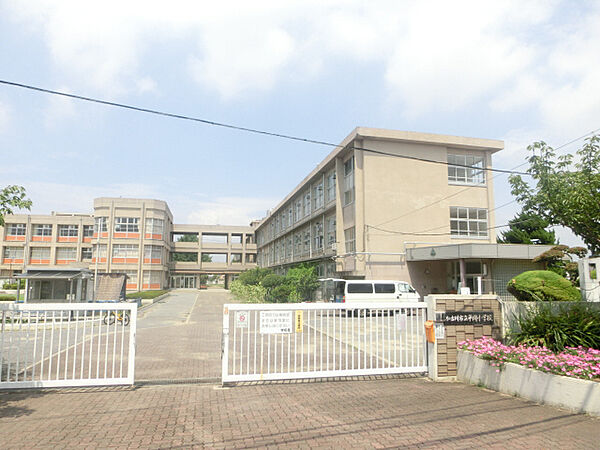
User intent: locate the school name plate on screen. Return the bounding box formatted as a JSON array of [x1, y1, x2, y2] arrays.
[[442, 311, 494, 325]]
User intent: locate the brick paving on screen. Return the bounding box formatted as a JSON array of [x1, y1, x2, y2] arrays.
[[0, 290, 599, 448]]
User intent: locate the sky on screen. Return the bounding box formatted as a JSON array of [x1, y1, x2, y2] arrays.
[[1, 1, 599, 247]]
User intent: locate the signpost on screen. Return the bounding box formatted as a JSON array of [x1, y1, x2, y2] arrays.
[[442, 311, 494, 325]]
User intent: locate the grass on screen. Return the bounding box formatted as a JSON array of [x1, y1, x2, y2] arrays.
[[126, 290, 169, 299]]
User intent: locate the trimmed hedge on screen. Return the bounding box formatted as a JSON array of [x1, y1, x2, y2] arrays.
[[507, 270, 581, 302], [0, 294, 16, 301]]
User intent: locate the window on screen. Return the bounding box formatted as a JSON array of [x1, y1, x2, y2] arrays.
[[447, 153, 486, 185], [83, 225, 94, 237], [231, 233, 243, 244], [145, 218, 164, 236], [231, 253, 242, 263], [288, 207, 293, 228], [245, 234, 255, 244], [95, 217, 108, 233], [294, 199, 302, 223], [313, 182, 324, 210], [246, 253, 256, 263], [56, 247, 77, 260], [202, 233, 227, 244], [6, 223, 26, 236], [112, 244, 139, 258], [347, 283, 373, 294], [144, 245, 162, 263], [33, 224, 52, 236], [375, 283, 396, 294], [314, 221, 323, 250], [58, 225, 79, 237], [303, 229, 310, 253], [115, 217, 139, 233], [81, 247, 93, 260], [92, 244, 107, 259], [202, 253, 227, 263], [303, 191, 311, 217], [327, 216, 336, 247], [343, 156, 355, 206], [143, 271, 162, 287], [124, 270, 138, 284], [294, 233, 302, 255], [3, 247, 23, 260], [326, 170, 336, 203], [344, 226, 356, 252], [450, 207, 488, 237], [30, 247, 50, 260]]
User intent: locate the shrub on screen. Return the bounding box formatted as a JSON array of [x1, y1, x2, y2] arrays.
[[507, 270, 581, 302], [126, 290, 168, 299], [2, 280, 25, 289], [230, 280, 266, 303], [0, 294, 16, 301], [509, 302, 600, 351]]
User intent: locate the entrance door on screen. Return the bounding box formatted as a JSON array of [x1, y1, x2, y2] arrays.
[[170, 275, 197, 289]]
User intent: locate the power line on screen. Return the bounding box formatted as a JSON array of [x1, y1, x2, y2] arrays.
[[0, 79, 531, 176]]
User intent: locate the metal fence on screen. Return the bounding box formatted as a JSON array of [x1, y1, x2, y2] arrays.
[[0, 303, 137, 389], [222, 302, 428, 383]]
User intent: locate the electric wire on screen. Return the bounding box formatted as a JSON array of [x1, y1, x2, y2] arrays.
[[0, 79, 530, 175]]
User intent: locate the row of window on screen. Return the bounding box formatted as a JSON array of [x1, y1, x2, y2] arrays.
[[447, 152, 486, 185], [3, 245, 258, 264], [259, 216, 337, 266], [4, 223, 95, 238], [260, 168, 337, 245]]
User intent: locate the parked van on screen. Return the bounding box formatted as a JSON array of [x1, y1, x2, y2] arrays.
[[319, 280, 419, 304]]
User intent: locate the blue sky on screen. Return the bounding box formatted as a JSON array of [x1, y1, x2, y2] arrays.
[[1, 1, 599, 246]]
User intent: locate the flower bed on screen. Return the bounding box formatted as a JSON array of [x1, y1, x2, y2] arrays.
[[458, 336, 600, 381]]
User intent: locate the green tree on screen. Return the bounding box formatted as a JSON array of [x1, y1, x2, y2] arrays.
[[171, 252, 198, 262], [177, 233, 198, 242], [236, 267, 272, 286], [497, 211, 557, 245], [509, 136, 600, 255], [285, 263, 319, 302], [0, 185, 32, 226], [201, 254, 212, 262], [532, 245, 587, 284]]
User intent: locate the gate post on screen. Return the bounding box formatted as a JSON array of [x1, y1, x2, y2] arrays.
[[221, 305, 230, 385]]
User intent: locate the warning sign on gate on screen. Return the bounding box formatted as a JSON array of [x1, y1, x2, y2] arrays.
[[235, 311, 249, 328], [295, 310, 303, 332], [260, 311, 293, 334]]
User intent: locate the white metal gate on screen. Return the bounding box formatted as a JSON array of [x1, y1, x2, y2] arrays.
[[222, 302, 427, 383], [0, 303, 137, 389]]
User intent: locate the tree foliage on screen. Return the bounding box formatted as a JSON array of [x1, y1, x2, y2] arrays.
[[177, 234, 198, 242], [532, 245, 587, 284], [497, 211, 556, 245], [233, 263, 319, 303], [509, 136, 600, 255], [0, 185, 32, 226]]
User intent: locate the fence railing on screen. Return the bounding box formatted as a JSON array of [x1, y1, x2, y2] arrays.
[[222, 302, 428, 383], [0, 303, 137, 389]]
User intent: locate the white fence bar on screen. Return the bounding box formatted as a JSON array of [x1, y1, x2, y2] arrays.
[[0, 303, 137, 389], [222, 302, 428, 383]]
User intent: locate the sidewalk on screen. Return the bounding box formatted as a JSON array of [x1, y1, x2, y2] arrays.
[[0, 290, 598, 448]]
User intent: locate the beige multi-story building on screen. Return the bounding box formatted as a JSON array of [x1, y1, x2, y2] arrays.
[[255, 127, 550, 298], [2, 127, 552, 299], [0, 197, 257, 291]]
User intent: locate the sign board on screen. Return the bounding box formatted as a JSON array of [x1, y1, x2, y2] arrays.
[[396, 313, 407, 331], [295, 310, 303, 332], [235, 310, 249, 328], [435, 323, 445, 340], [260, 311, 293, 334], [443, 311, 494, 325]]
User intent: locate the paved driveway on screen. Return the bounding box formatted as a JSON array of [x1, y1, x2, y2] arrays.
[[0, 290, 598, 448]]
